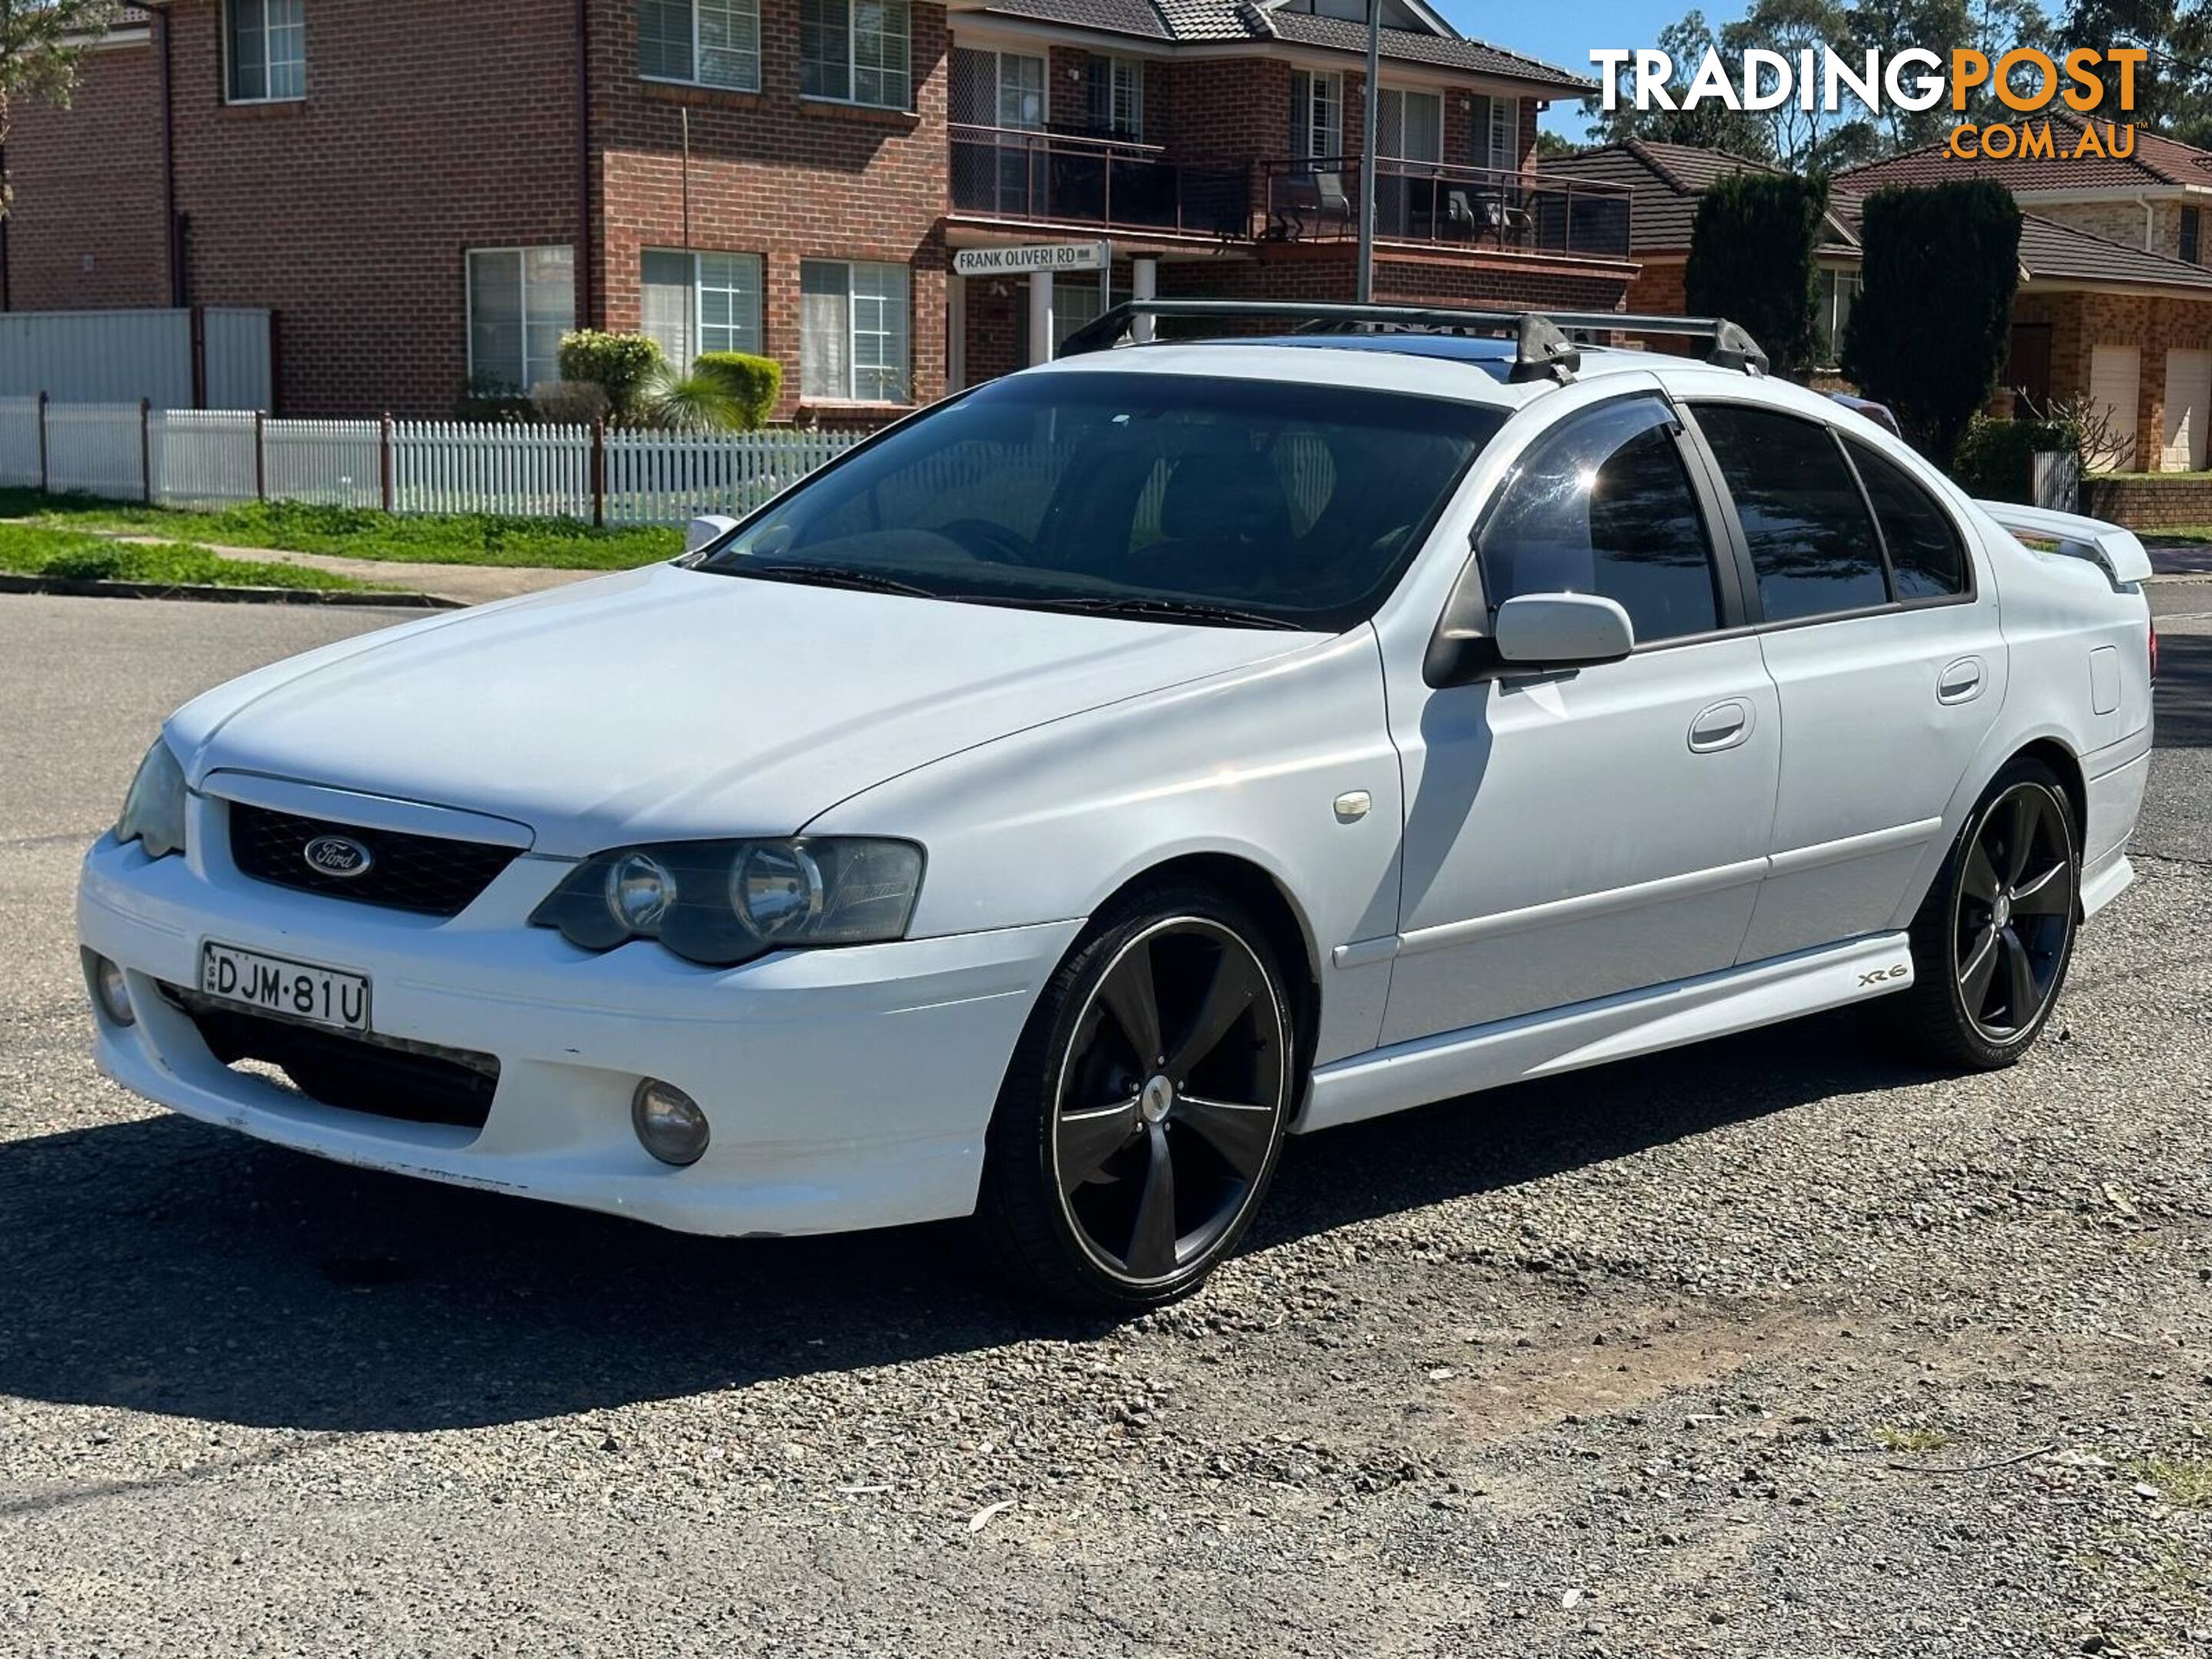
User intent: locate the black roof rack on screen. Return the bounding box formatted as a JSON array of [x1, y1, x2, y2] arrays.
[[1055, 300, 1769, 380]]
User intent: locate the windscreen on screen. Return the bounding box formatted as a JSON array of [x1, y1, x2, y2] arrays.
[[700, 372, 1505, 632]]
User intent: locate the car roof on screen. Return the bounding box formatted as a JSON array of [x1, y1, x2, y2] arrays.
[[1025, 333, 1909, 450]]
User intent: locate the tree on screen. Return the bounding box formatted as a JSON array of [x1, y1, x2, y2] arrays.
[[0, 2, 125, 213], [1685, 172, 1829, 376], [1843, 181, 2024, 466], [1719, 0, 1884, 171], [1581, 11, 1778, 158]]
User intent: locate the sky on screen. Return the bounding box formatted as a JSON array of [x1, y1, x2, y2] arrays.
[[1435, 0, 1752, 140]]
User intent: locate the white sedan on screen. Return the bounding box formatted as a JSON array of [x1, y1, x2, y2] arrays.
[[78, 304, 2156, 1310]]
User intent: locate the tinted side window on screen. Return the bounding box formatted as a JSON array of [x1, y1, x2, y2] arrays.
[[1695, 405, 1888, 623], [1846, 439, 1967, 599], [1478, 396, 1720, 644]]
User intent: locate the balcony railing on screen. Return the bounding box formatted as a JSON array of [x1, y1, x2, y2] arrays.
[[949, 124, 1250, 240], [1262, 157, 1634, 260]]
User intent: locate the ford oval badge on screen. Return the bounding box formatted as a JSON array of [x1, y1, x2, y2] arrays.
[[303, 834, 375, 879]]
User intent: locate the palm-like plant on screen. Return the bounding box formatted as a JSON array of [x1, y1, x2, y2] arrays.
[[641, 365, 748, 432]]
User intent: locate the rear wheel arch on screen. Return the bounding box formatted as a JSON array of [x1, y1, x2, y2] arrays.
[[2008, 737, 2088, 861]]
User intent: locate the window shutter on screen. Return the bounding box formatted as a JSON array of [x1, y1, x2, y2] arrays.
[[638, 0, 694, 81], [801, 260, 852, 399], [641, 250, 695, 369], [1291, 71, 1311, 157]]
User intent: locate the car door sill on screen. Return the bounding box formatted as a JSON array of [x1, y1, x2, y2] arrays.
[[1296, 932, 1915, 1134]]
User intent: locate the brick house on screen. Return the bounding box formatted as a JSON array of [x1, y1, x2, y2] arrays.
[[1539, 139, 1863, 362], [1540, 129, 2212, 472], [1837, 113, 2212, 472], [5, 0, 1624, 420]]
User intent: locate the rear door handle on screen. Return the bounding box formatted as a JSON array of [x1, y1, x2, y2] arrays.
[[1938, 657, 1985, 704], [1688, 698, 1753, 753]]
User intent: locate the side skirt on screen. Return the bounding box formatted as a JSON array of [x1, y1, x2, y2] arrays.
[[1296, 933, 1915, 1134]]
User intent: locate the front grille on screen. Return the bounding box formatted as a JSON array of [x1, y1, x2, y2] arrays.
[[227, 802, 518, 916], [170, 986, 498, 1131]]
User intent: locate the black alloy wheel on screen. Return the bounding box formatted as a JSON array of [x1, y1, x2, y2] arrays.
[[1952, 781, 2075, 1041], [1897, 759, 2080, 1070], [979, 886, 1296, 1310]]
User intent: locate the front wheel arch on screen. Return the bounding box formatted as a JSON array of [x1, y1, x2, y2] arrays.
[[1085, 853, 1322, 1101]]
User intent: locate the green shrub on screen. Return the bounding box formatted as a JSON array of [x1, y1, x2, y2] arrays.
[[556, 330, 666, 424], [1843, 180, 2022, 468], [694, 352, 781, 430], [1685, 171, 1826, 378]]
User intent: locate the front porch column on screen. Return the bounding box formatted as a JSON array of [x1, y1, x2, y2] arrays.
[[1132, 257, 1158, 343], [1028, 270, 1055, 366], [948, 272, 968, 392]]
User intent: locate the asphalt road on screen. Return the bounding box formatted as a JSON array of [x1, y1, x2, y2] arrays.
[[0, 591, 2206, 1658]]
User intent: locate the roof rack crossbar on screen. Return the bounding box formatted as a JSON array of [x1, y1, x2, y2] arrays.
[[1055, 300, 1769, 378]]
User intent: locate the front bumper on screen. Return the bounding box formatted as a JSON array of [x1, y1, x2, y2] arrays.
[[77, 832, 1079, 1237]]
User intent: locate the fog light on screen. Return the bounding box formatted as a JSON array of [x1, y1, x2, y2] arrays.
[[632, 1078, 709, 1167], [90, 953, 135, 1027]]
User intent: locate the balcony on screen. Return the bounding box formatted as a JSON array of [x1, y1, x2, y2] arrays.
[[1261, 157, 1634, 261], [949, 124, 1250, 241]]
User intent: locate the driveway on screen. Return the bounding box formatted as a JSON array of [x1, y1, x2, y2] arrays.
[[1, 593, 2205, 1657]]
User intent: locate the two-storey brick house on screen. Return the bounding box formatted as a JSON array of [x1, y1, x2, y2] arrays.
[[6, 0, 1620, 419]]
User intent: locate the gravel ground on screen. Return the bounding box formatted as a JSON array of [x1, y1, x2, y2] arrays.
[[0, 592, 2206, 1658]]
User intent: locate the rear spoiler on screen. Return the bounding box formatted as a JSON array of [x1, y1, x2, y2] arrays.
[[1975, 499, 2152, 590]]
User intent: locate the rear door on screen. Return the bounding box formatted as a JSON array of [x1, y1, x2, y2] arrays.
[[1682, 402, 2005, 963]]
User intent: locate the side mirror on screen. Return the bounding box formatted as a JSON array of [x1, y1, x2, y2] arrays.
[[685, 514, 743, 556], [1492, 593, 1635, 669]]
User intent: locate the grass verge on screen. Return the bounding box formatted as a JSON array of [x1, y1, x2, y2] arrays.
[[0, 523, 380, 591], [0, 490, 682, 570]]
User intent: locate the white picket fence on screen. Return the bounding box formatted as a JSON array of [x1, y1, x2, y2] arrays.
[[0, 396, 865, 525]]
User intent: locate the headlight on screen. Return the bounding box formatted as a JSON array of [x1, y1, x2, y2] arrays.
[[114, 740, 188, 859], [531, 837, 923, 965]]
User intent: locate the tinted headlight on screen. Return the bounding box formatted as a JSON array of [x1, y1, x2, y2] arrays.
[[114, 740, 188, 859], [531, 837, 923, 966]]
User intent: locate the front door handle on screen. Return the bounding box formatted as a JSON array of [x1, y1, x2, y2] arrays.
[[1938, 657, 1985, 704], [1688, 698, 1753, 753]]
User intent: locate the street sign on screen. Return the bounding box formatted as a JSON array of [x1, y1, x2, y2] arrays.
[[952, 242, 1107, 277]]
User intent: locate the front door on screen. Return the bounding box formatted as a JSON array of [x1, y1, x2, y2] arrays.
[[1379, 392, 1781, 1045], [1681, 401, 2005, 962]]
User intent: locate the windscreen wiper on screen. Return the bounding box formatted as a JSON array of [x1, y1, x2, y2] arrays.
[[719, 562, 940, 600], [1010, 595, 1309, 631]]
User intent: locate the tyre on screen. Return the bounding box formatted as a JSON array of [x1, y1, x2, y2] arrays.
[[1896, 758, 2081, 1071], [978, 881, 1297, 1312]]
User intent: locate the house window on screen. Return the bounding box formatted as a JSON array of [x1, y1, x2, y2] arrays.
[[1471, 94, 1518, 173], [1291, 70, 1343, 159], [1379, 87, 1443, 162], [641, 250, 764, 368], [800, 0, 911, 109], [800, 259, 911, 402], [2184, 206, 2202, 264], [226, 0, 305, 102], [466, 247, 576, 395], [1087, 55, 1142, 140], [638, 0, 760, 91], [1813, 267, 1861, 366]]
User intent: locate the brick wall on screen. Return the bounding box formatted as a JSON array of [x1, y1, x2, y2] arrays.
[[5, 32, 168, 310], [2032, 199, 2200, 265], [164, 0, 581, 416], [2082, 472, 2212, 527], [592, 0, 952, 420]]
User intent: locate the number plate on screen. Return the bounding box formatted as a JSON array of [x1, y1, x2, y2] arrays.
[[199, 942, 371, 1034]]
